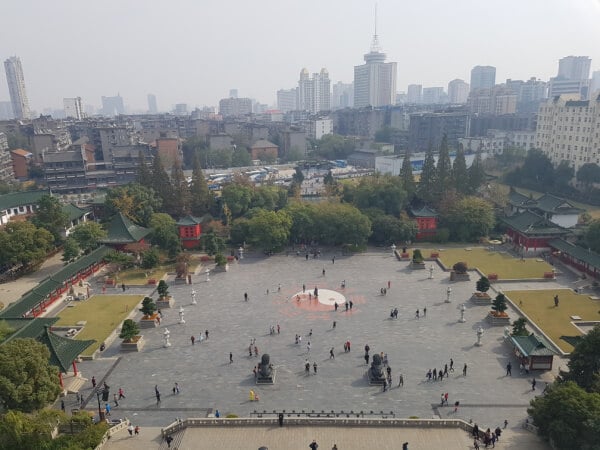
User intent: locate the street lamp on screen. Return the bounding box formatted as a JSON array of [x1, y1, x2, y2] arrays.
[[95, 388, 106, 421], [391, 243, 396, 256], [445, 287, 452, 303]]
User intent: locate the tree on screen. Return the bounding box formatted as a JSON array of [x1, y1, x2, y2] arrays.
[[105, 183, 162, 227], [62, 237, 80, 262], [150, 154, 174, 210], [417, 145, 437, 203], [141, 248, 160, 269], [412, 249, 424, 263], [313, 134, 355, 160], [231, 146, 252, 167], [149, 213, 180, 257], [0, 338, 62, 412], [443, 196, 495, 241], [292, 167, 305, 184], [492, 293, 508, 316], [245, 209, 292, 252], [468, 151, 486, 193], [435, 134, 453, 200], [585, 220, 600, 254], [561, 324, 600, 393], [0, 321, 14, 341], [369, 214, 417, 246], [285, 201, 315, 244], [221, 184, 253, 218], [312, 202, 371, 246], [181, 136, 208, 168], [169, 158, 190, 217], [522, 149, 555, 188], [70, 222, 106, 253], [554, 160, 575, 190], [476, 276, 490, 293], [119, 319, 140, 342], [202, 231, 225, 256], [157, 280, 169, 299], [136, 150, 153, 188], [31, 194, 69, 243], [511, 318, 529, 336], [528, 381, 600, 450], [577, 163, 600, 191], [400, 152, 416, 198], [343, 174, 408, 217], [452, 147, 469, 195], [103, 250, 135, 271], [0, 222, 54, 267], [0, 409, 65, 450], [189, 156, 214, 217], [140, 297, 157, 317]]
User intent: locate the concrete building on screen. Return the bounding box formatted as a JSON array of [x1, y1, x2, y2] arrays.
[[297, 68, 331, 113], [10, 148, 32, 179], [353, 34, 397, 108], [147, 94, 158, 114], [308, 118, 333, 140], [277, 89, 297, 113], [250, 140, 278, 160], [548, 78, 590, 99], [470, 66, 496, 92], [549, 56, 592, 99], [422, 87, 445, 105], [536, 94, 600, 172], [590, 71, 600, 98], [219, 98, 252, 117], [468, 85, 517, 115], [155, 137, 181, 170], [4, 56, 31, 120], [406, 84, 422, 104], [447, 79, 469, 104], [506, 78, 548, 114], [63, 97, 84, 120], [0, 132, 15, 182], [408, 111, 470, 152], [174, 103, 188, 116], [332, 82, 354, 109], [469, 113, 537, 137], [101, 95, 125, 116], [458, 129, 536, 155]]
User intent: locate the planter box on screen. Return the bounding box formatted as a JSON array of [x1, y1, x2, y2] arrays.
[[147, 279, 157, 285], [411, 261, 426, 270], [471, 293, 492, 305], [486, 313, 510, 326], [139, 315, 158, 328], [543, 272, 555, 279], [156, 296, 174, 308], [450, 271, 470, 281], [401, 253, 410, 260], [430, 252, 439, 258], [121, 335, 144, 352], [488, 273, 498, 280], [213, 263, 229, 273]]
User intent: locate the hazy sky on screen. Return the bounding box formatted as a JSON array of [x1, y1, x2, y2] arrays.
[[2, 0, 600, 113]]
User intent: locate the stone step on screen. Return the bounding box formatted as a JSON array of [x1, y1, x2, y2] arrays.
[[65, 375, 88, 394]]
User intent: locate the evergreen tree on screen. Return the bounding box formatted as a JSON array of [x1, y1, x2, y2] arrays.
[[190, 156, 213, 217], [150, 154, 174, 212], [400, 151, 416, 198], [170, 158, 190, 217], [417, 144, 437, 204], [435, 135, 452, 201], [136, 150, 152, 188], [452, 147, 469, 194], [468, 151, 486, 193]]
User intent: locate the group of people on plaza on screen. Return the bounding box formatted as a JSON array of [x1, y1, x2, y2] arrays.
[[472, 423, 503, 449], [425, 359, 454, 382]]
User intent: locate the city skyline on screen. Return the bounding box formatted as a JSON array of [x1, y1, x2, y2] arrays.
[[1, 0, 600, 113]]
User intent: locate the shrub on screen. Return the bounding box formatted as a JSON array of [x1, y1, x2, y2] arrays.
[[119, 319, 140, 342], [492, 293, 508, 315], [412, 249, 423, 263], [433, 228, 450, 243], [225, 414, 238, 418], [140, 297, 156, 317], [157, 280, 169, 298], [453, 262, 468, 274], [511, 318, 528, 336], [141, 248, 160, 269], [476, 276, 490, 293], [215, 253, 227, 267]]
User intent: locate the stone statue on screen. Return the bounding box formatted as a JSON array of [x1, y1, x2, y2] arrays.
[[368, 353, 385, 384], [257, 354, 274, 384]]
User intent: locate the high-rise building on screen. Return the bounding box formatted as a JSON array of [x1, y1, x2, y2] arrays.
[[468, 85, 517, 115], [297, 68, 331, 113], [505, 78, 547, 114], [558, 56, 591, 81], [332, 82, 353, 109], [63, 97, 84, 120], [277, 88, 297, 113], [447, 79, 469, 104], [353, 30, 397, 108], [470, 66, 496, 92], [218, 97, 252, 117], [406, 84, 422, 104], [591, 71, 600, 98], [536, 94, 600, 172], [101, 95, 125, 116], [4, 56, 31, 120], [422, 87, 445, 104], [147, 94, 158, 114]]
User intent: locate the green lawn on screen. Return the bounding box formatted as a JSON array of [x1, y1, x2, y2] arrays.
[[55, 294, 144, 356], [436, 247, 553, 279], [112, 268, 166, 285], [504, 289, 600, 353]]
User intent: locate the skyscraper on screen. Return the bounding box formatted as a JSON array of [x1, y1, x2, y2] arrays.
[[447, 79, 469, 103], [101, 95, 125, 116], [147, 94, 158, 114], [332, 82, 354, 109], [297, 68, 331, 113], [4, 56, 31, 120], [406, 84, 422, 104], [277, 88, 297, 112], [353, 13, 397, 108], [63, 97, 84, 119], [557, 56, 591, 81], [470, 66, 496, 92]]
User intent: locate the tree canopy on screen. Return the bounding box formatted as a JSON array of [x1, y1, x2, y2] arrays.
[[104, 183, 162, 227], [342, 174, 408, 217], [31, 195, 68, 243], [70, 222, 106, 253], [417, 145, 437, 204], [0, 222, 54, 267], [560, 324, 600, 393], [442, 196, 495, 241], [0, 339, 62, 412], [189, 155, 214, 217], [149, 213, 180, 257], [585, 220, 600, 254]]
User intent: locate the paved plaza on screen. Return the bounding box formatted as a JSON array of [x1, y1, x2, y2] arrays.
[[65, 249, 557, 448]]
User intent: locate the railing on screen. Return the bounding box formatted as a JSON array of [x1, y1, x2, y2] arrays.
[[94, 419, 130, 450]]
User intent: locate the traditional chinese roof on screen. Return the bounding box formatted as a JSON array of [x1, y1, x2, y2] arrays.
[[176, 215, 206, 226], [500, 210, 569, 236], [507, 189, 536, 208], [0, 317, 57, 343], [62, 203, 90, 222], [409, 206, 438, 218], [100, 213, 150, 245], [535, 194, 583, 215], [0, 190, 47, 211], [509, 334, 556, 357], [548, 239, 600, 271]]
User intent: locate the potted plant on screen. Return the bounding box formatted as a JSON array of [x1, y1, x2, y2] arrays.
[[450, 261, 470, 281], [487, 293, 510, 325], [156, 280, 174, 308], [120, 319, 144, 351], [139, 297, 158, 328], [411, 249, 426, 269], [471, 276, 492, 304], [213, 253, 229, 273], [511, 318, 529, 336]]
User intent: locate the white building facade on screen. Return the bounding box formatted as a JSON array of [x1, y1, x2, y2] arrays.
[[353, 36, 397, 108], [4, 56, 31, 120]]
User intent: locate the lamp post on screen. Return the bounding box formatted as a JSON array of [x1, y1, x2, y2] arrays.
[[239, 247, 244, 260], [190, 290, 197, 305], [476, 326, 484, 346], [163, 328, 171, 347], [205, 268, 211, 282], [429, 265, 434, 279], [178, 306, 185, 324], [391, 243, 396, 256], [459, 304, 466, 323], [95, 388, 105, 421], [445, 287, 452, 303]]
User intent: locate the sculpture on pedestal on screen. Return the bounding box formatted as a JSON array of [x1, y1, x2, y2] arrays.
[[368, 353, 385, 385], [256, 354, 274, 384]]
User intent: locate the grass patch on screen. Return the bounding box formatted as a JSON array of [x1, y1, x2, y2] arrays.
[[437, 247, 553, 279], [504, 289, 600, 353], [112, 268, 166, 285], [55, 294, 144, 356]]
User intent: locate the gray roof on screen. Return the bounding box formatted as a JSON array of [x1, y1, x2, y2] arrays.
[[0, 190, 47, 211], [548, 239, 600, 271], [509, 334, 556, 357]]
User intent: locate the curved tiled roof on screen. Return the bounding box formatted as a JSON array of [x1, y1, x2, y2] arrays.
[[100, 213, 150, 244]]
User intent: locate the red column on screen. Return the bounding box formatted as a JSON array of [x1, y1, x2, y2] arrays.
[[72, 360, 78, 376], [59, 371, 64, 388]]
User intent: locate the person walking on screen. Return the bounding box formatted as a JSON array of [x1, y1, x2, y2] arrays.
[[191, 335, 195, 345], [364, 353, 370, 365], [531, 378, 536, 391], [121, 283, 126, 292], [330, 347, 335, 359], [205, 330, 209, 340], [313, 362, 318, 374], [91, 376, 96, 388], [449, 358, 454, 372], [463, 364, 468, 376], [398, 374, 404, 387], [423, 307, 427, 317], [113, 393, 119, 407], [165, 435, 174, 448], [309, 440, 319, 450], [60, 399, 65, 412], [230, 352, 233, 364], [506, 362, 512, 376], [244, 292, 248, 301], [307, 341, 311, 353], [382, 379, 387, 392], [118, 387, 125, 399], [134, 425, 140, 435], [128, 424, 134, 436], [454, 401, 459, 413], [105, 403, 111, 417]]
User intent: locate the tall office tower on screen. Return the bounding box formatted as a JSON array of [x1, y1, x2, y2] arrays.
[[297, 68, 331, 113], [353, 28, 397, 108], [229, 89, 238, 99], [558, 56, 591, 81], [406, 84, 422, 104], [591, 71, 600, 98], [218, 97, 253, 117], [422, 87, 445, 104], [470, 66, 496, 92], [147, 94, 158, 114], [101, 95, 125, 116], [63, 97, 84, 119], [4, 56, 31, 119], [277, 88, 297, 112], [447, 79, 469, 103], [331, 82, 354, 109]]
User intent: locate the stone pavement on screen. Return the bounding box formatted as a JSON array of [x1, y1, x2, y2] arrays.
[[74, 249, 556, 448]]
